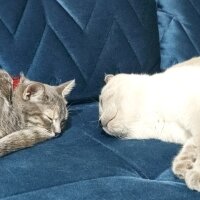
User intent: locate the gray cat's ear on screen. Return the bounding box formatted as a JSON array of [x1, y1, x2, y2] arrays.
[[19, 73, 31, 84], [23, 83, 45, 101], [104, 74, 114, 83], [56, 79, 75, 97]]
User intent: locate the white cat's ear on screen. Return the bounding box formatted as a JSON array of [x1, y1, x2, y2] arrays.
[[23, 83, 45, 101], [56, 79, 75, 97], [104, 74, 114, 83]]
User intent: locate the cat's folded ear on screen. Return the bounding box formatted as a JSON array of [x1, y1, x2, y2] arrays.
[[104, 74, 114, 83], [56, 79, 75, 97], [23, 83, 45, 102]]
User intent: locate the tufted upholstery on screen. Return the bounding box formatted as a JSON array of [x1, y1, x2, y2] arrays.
[[0, 0, 160, 101], [0, 0, 200, 199], [157, 0, 200, 70]]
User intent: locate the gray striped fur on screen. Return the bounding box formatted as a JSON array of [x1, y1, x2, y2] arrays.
[[0, 70, 75, 156]]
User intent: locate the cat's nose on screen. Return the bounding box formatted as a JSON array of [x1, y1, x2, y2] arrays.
[[53, 127, 61, 136], [53, 121, 61, 134], [55, 128, 61, 134], [54, 126, 62, 136]]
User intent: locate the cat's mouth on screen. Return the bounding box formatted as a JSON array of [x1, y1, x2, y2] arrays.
[[54, 132, 63, 138]]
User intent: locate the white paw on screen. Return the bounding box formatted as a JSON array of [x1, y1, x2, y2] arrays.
[[185, 170, 200, 192], [172, 158, 193, 179]]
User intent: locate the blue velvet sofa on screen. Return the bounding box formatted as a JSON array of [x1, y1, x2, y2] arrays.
[[0, 0, 200, 199]]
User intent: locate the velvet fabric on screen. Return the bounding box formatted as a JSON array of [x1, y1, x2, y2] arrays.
[[0, 0, 160, 101], [0, 103, 200, 200], [157, 0, 200, 70], [0, 0, 200, 199]]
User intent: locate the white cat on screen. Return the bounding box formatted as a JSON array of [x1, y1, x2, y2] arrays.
[[99, 57, 200, 192]]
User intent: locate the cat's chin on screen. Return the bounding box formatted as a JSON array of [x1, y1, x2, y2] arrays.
[[54, 132, 63, 138], [102, 126, 127, 139], [102, 127, 110, 135]]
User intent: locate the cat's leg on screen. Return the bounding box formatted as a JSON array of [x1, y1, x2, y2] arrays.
[[175, 111, 200, 191], [184, 145, 200, 191], [0, 127, 55, 157], [172, 137, 197, 179]]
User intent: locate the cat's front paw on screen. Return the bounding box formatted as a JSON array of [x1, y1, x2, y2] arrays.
[[172, 157, 194, 179], [185, 169, 200, 192]]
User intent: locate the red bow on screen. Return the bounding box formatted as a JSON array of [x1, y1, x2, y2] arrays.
[[12, 76, 20, 90]]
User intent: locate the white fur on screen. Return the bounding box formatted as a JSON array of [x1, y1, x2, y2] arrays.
[[99, 57, 200, 144]]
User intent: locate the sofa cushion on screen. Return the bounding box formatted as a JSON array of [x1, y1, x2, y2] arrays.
[[157, 0, 200, 70], [0, 102, 200, 199], [0, 0, 160, 101]]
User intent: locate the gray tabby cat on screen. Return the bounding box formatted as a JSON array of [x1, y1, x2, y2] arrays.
[[0, 69, 75, 156]]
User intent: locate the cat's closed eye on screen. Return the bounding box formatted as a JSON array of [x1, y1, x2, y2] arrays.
[[43, 114, 53, 122]]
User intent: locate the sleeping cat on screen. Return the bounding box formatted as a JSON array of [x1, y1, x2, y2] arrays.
[[0, 69, 75, 156], [99, 57, 200, 192]]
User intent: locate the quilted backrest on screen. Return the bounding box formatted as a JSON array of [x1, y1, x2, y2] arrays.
[[157, 0, 200, 70], [0, 0, 160, 101]]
